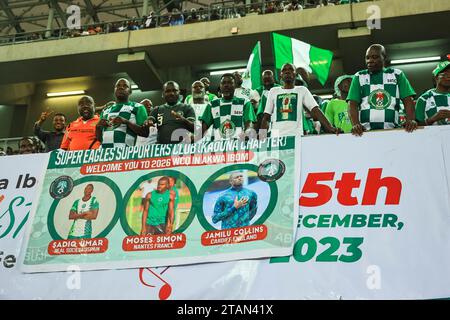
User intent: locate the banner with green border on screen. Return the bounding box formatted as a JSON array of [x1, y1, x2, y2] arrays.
[[21, 136, 300, 273]]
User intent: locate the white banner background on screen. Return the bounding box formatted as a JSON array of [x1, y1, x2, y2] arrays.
[[2, 127, 450, 299]]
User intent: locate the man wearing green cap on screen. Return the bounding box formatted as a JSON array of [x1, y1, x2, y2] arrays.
[[348, 44, 417, 136], [324, 75, 354, 133], [416, 61, 450, 126]]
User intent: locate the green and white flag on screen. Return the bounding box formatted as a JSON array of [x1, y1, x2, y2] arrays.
[[272, 32, 333, 86], [242, 41, 262, 90]]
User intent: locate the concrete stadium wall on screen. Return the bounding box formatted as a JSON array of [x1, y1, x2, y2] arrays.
[[1, 0, 448, 63]]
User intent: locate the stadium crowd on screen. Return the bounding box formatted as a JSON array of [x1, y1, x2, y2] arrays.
[[3, 44, 449, 156], [76, 0, 361, 34], [0, 0, 362, 45]]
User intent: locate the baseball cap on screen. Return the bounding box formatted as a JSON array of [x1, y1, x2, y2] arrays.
[[432, 61, 450, 77]]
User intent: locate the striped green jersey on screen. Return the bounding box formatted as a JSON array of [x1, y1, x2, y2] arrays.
[[68, 196, 99, 238], [200, 96, 256, 141], [415, 89, 450, 125]]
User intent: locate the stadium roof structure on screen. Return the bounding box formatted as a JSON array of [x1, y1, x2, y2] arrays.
[[0, 0, 213, 35], [0, 0, 448, 95]]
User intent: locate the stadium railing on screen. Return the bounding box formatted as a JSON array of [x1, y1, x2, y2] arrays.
[[0, 0, 373, 47]]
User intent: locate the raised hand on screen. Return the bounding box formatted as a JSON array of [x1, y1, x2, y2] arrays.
[[39, 110, 54, 122]]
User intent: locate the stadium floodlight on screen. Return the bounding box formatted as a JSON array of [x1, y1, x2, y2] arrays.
[[390, 56, 441, 65], [210, 68, 247, 76], [46, 90, 86, 97]]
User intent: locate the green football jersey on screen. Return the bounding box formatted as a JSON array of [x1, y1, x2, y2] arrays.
[[200, 96, 256, 141], [68, 196, 99, 238], [256, 84, 282, 116], [100, 101, 148, 148], [147, 190, 171, 226], [415, 89, 450, 125], [325, 99, 353, 133], [347, 67, 415, 131]]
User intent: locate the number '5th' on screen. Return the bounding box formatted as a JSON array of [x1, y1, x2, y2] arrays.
[[270, 237, 364, 263]]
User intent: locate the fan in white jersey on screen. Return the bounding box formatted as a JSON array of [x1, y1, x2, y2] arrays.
[[233, 71, 260, 110], [260, 63, 341, 138], [189, 80, 212, 142], [189, 80, 210, 117], [136, 99, 157, 146]]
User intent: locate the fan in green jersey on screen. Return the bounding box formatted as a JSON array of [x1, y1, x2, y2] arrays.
[[200, 73, 257, 141], [348, 44, 417, 136], [324, 75, 354, 133], [141, 177, 176, 235], [96, 78, 149, 148], [67, 184, 99, 239], [416, 61, 450, 126]]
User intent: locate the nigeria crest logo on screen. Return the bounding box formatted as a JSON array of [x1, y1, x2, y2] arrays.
[[258, 159, 286, 182], [219, 120, 236, 138], [369, 89, 391, 110], [49, 176, 74, 199]]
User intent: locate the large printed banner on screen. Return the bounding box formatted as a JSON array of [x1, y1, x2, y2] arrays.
[[2, 127, 450, 299], [20, 137, 300, 272], [0, 153, 49, 297]]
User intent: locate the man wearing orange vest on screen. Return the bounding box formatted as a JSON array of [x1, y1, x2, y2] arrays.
[[61, 96, 100, 151]]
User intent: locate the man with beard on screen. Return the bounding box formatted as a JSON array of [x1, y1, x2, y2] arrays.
[[185, 77, 217, 104], [188, 80, 211, 142], [34, 111, 66, 152], [416, 61, 450, 126], [260, 63, 340, 137], [212, 171, 258, 230], [348, 44, 417, 136], [146, 81, 196, 144], [61, 96, 100, 150], [324, 75, 354, 133], [96, 78, 148, 148], [188, 80, 210, 118]]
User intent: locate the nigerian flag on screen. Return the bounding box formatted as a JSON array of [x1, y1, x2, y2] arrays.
[[272, 32, 333, 86], [242, 41, 262, 90]]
